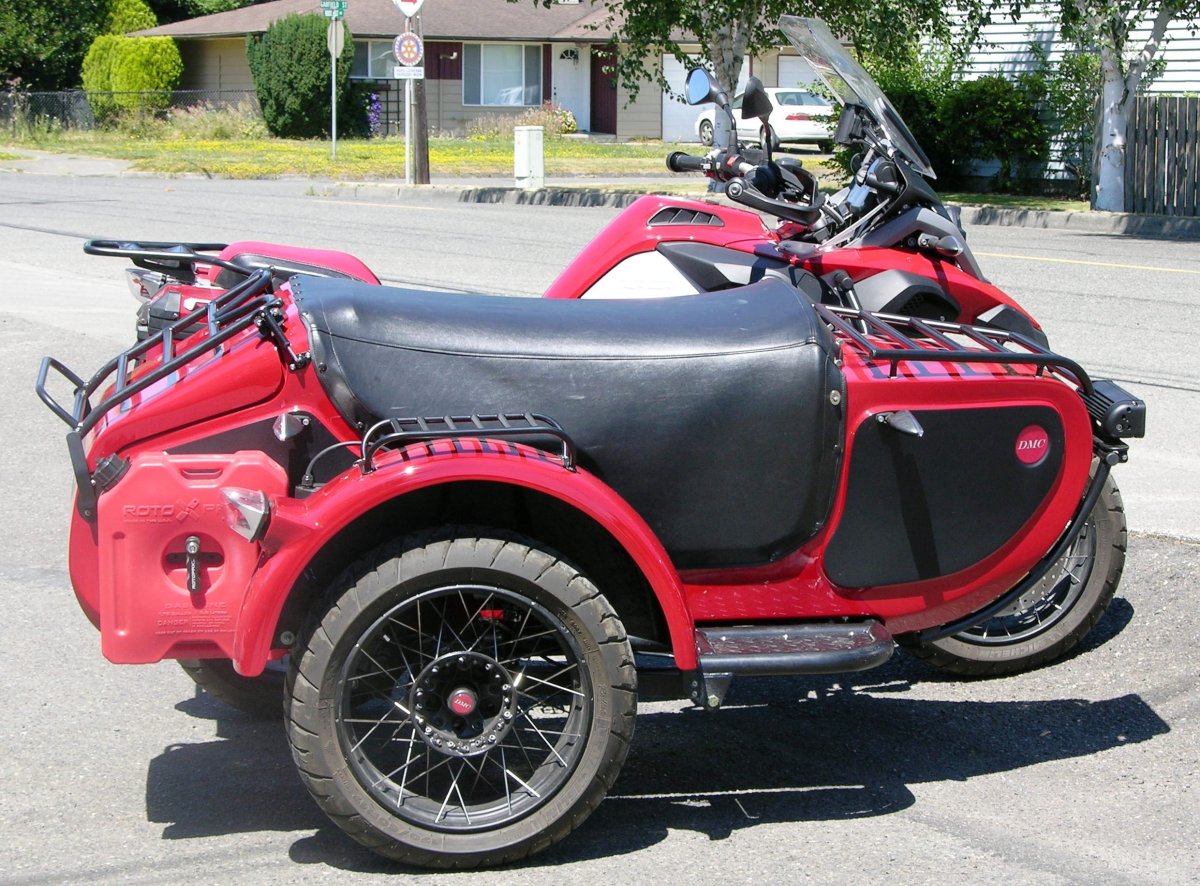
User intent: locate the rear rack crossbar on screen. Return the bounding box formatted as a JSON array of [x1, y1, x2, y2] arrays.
[[816, 303, 1093, 395]]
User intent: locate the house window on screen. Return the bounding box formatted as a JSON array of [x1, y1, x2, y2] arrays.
[[352, 40, 396, 79], [462, 43, 542, 106]]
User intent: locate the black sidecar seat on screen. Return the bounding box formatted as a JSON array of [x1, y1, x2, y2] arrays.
[[292, 276, 845, 569]]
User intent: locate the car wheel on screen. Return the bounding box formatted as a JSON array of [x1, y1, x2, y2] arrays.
[[759, 125, 779, 152], [901, 473, 1125, 676], [698, 119, 714, 146], [285, 528, 637, 868], [818, 139, 835, 153], [179, 658, 286, 718]]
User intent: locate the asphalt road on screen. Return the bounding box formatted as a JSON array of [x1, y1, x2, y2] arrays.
[[1, 172, 1197, 885]]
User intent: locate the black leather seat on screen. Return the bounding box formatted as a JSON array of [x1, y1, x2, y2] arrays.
[[293, 276, 845, 569]]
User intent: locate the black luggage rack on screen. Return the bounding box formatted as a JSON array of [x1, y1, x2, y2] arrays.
[[35, 269, 289, 518], [361, 413, 577, 473], [815, 303, 1094, 396]]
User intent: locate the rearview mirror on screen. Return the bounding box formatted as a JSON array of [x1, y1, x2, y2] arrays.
[[740, 77, 773, 120], [685, 68, 719, 106]]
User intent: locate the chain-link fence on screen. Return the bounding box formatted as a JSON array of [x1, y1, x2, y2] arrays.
[[1, 89, 259, 133]]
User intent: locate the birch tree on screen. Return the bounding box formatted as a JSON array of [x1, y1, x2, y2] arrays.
[[1056, 1, 1200, 210]]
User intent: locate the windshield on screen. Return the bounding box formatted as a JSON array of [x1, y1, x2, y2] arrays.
[[777, 16, 935, 178]]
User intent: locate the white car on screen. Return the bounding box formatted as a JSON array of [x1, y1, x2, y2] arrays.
[[695, 87, 835, 152]]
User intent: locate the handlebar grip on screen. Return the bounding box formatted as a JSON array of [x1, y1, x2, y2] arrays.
[[667, 151, 707, 173]]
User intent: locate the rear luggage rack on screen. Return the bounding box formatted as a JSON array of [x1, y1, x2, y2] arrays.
[[815, 304, 1093, 395], [359, 413, 577, 474], [36, 269, 280, 518], [83, 239, 245, 284]]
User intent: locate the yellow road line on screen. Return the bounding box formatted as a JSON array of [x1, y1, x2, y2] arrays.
[[975, 250, 1200, 275]]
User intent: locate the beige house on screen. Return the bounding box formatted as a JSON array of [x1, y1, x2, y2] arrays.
[[139, 0, 816, 140]]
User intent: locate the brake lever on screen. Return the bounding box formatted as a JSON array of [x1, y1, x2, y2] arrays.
[[725, 176, 823, 226]]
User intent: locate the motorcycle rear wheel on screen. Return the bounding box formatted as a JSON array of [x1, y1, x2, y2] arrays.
[[285, 529, 636, 868], [902, 474, 1126, 676]]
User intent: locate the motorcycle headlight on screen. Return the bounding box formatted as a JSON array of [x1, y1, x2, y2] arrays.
[[221, 488, 271, 542]]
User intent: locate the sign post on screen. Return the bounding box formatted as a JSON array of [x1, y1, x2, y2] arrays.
[[321, 0, 347, 161], [391, 10, 424, 186]]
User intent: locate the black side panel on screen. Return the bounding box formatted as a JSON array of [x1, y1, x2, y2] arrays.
[[825, 406, 1064, 588]]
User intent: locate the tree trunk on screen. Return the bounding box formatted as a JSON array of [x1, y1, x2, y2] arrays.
[[1092, 48, 1128, 212]]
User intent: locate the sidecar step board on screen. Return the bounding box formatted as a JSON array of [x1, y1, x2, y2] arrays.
[[696, 621, 893, 676]]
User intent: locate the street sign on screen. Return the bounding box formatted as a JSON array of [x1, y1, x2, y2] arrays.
[[327, 20, 345, 57], [393, 65, 425, 80], [392, 0, 424, 18], [320, 0, 346, 19], [393, 32, 423, 67]]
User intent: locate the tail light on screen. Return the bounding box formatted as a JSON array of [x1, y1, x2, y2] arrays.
[[785, 112, 812, 121], [222, 488, 271, 542], [125, 268, 167, 304]]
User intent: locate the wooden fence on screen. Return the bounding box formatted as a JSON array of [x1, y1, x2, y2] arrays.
[[1125, 95, 1200, 216]]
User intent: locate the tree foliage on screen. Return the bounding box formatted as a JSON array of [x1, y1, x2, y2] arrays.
[[0, 1, 108, 89], [146, 0, 257, 26], [246, 13, 356, 139], [572, 0, 996, 101], [106, 0, 159, 34], [1030, 0, 1200, 209]]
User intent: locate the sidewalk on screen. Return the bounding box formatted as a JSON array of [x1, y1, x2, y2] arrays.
[[5, 147, 1200, 238]]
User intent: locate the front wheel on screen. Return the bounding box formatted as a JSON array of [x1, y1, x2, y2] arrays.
[[285, 530, 636, 868], [901, 474, 1126, 676], [698, 119, 714, 146], [760, 125, 779, 152]]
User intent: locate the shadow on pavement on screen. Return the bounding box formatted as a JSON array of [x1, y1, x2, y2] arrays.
[[143, 598, 1161, 872]]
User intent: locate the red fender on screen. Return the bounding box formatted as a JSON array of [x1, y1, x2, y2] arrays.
[[232, 441, 697, 675]]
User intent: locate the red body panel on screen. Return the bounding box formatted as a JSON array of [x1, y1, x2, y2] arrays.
[[214, 241, 381, 285], [541, 196, 1037, 330], [234, 440, 698, 675]]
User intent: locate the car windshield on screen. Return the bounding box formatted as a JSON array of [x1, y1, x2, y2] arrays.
[[777, 16, 935, 177]]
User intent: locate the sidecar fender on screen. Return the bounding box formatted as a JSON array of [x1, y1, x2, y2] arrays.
[[232, 441, 696, 674]]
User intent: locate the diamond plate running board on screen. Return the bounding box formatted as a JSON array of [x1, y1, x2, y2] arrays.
[[696, 621, 894, 676]]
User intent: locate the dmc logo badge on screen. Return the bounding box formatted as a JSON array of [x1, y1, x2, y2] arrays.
[[1015, 425, 1050, 466]]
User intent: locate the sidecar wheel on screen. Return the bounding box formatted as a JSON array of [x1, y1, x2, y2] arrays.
[[902, 475, 1126, 676], [178, 658, 285, 717], [285, 530, 636, 869]]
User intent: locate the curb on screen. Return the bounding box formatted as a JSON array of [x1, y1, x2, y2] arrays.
[[323, 180, 1200, 238]]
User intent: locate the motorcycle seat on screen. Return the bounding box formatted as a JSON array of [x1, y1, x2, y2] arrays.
[[292, 276, 845, 569]]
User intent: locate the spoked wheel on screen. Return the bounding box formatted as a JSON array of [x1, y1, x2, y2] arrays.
[[179, 658, 286, 717], [286, 530, 636, 868], [902, 474, 1126, 676]]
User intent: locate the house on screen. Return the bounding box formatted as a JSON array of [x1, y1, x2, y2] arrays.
[[137, 0, 818, 140], [961, 6, 1200, 91]]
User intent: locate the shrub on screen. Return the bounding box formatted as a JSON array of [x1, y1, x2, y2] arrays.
[[246, 14, 355, 138], [940, 74, 1048, 189], [81, 34, 123, 120], [168, 98, 268, 140], [111, 37, 182, 112], [106, 0, 157, 35], [465, 102, 578, 140]]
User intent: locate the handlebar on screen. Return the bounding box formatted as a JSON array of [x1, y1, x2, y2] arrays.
[[666, 151, 708, 173]]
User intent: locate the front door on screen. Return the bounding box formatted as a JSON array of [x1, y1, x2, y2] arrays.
[[589, 45, 618, 134], [552, 44, 590, 132]]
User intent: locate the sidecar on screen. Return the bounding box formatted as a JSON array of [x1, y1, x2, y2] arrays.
[[38, 259, 1143, 868]]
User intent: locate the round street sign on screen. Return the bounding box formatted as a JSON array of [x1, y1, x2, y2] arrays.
[[393, 0, 424, 17], [394, 31, 423, 67], [327, 20, 345, 57]]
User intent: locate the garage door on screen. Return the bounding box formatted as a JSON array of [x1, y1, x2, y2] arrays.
[[777, 55, 818, 88], [661, 54, 749, 143]]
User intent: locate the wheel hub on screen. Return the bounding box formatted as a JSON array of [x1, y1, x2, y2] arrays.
[[410, 652, 517, 757]]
